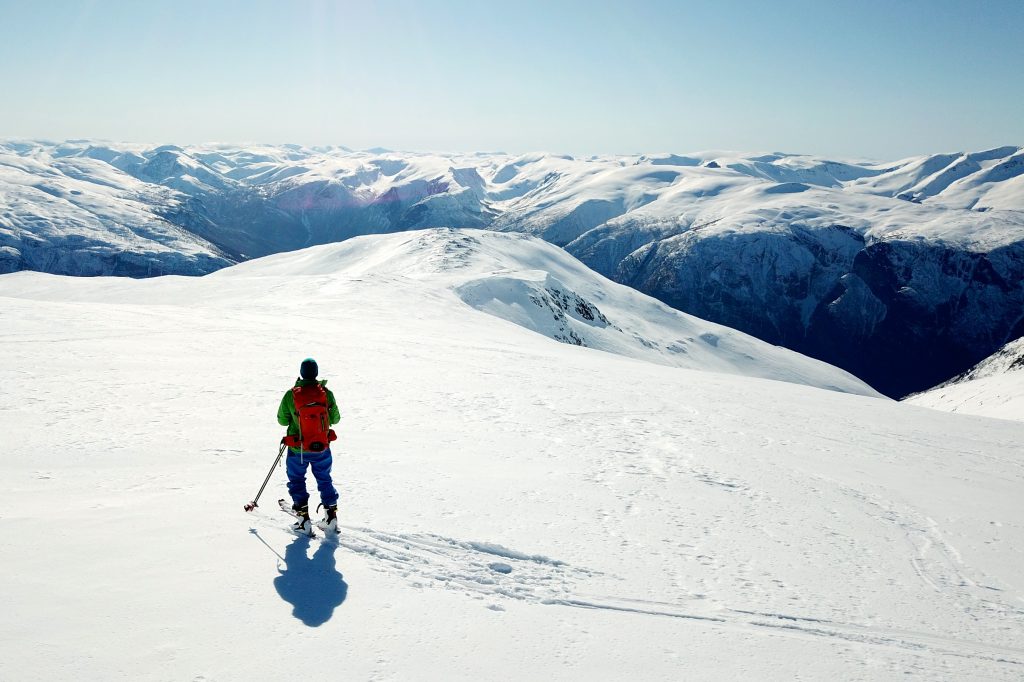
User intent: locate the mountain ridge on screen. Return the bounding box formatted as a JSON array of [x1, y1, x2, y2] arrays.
[[1, 227, 879, 397], [2, 140, 1022, 397]]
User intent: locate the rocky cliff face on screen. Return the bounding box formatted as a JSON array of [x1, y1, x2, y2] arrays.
[[2, 141, 1022, 396], [612, 228, 1024, 396]]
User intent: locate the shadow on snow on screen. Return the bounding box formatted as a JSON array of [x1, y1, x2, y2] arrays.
[[251, 529, 348, 626]]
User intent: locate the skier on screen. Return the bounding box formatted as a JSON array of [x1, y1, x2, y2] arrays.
[[277, 358, 341, 534]]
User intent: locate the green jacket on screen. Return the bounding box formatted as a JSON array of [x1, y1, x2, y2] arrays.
[[277, 379, 341, 442]]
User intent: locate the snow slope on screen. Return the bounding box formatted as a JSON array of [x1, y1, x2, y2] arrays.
[[4, 141, 1023, 398], [2, 229, 1023, 680], [906, 338, 1024, 421], [211, 229, 877, 395]]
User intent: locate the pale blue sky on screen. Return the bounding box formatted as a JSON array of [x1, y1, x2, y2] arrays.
[[1, 0, 1021, 159]]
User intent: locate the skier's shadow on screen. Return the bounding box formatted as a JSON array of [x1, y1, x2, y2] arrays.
[[271, 533, 348, 627]]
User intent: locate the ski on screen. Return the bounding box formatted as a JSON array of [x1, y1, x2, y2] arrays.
[[278, 498, 316, 537]]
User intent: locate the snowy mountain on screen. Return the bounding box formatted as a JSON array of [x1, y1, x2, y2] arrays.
[[1, 229, 877, 396], [575, 173, 1024, 398], [905, 337, 1024, 421], [212, 229, 880, 395], [3, 140, 1023, 397], [2, 228, 1022, 680], [0, 142, 234, 275]]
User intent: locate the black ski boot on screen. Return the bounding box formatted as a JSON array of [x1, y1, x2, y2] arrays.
[[318, 503, 339, 533], [292, 502, 313, 535]]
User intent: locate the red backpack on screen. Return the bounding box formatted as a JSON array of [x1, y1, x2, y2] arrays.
[[283, 384, 337, 452]]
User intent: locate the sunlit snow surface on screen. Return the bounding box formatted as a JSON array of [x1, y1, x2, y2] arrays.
[[907, 338, 1024, 421], [1, 229, 1022, 680]]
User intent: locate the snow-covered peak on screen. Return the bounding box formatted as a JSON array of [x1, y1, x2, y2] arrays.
[[848, 146, 1024, 210], [208, 228, 879, 396]]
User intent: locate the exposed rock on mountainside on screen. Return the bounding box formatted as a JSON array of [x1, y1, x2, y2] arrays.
[[2, 141, 1022, 396], [610, 222, 1024, 397]]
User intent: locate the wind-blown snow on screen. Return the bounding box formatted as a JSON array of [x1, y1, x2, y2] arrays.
[[1, 229, 1022, 680]]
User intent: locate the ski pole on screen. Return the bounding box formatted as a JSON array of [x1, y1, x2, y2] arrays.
[[244, 441, 287, 512]]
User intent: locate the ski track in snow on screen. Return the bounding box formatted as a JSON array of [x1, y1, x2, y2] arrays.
[[836, 485, 1024, 629], [247, 510, 1024, 671], [358, 378, 1024, 673], [4, 231, 1024, 679], [248, 511, 596, 607]]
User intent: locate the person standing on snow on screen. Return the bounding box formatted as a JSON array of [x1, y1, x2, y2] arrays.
[[278, 358, 341, 533]]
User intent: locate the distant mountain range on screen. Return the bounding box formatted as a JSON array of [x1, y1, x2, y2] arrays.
[[2, 140, 1022, 397]]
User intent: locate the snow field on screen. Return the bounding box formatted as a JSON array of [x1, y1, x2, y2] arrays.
[[1, 230, 1023, 680]]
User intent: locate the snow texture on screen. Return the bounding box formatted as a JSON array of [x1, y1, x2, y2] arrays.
[[1, 228, 1023, 680]]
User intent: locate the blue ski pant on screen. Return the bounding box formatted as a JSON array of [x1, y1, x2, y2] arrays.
[[286, 447, 339, 508]]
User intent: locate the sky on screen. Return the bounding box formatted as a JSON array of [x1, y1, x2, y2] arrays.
[[1, 0, 1022, 159]]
